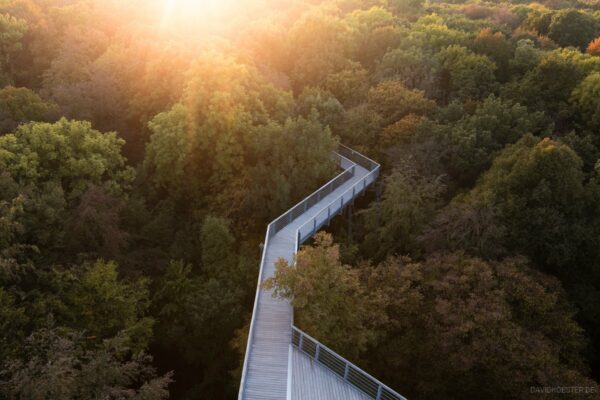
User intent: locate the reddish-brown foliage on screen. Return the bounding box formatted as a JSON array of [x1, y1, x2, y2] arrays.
[[587, 36, 600, 56]]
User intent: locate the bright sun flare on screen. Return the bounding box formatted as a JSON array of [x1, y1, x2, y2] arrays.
[[160, 0, 234, 28]]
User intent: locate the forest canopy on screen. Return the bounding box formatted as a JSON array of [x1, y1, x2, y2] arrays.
[[1, 0, 600, 399]]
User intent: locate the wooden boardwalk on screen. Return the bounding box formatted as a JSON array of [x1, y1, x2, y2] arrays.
[[290, 346, 372, 400], [241, 161, 371, 400], [238, 147, 406, 400]]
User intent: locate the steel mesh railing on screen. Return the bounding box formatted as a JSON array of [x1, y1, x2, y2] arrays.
[[239, 144, 405, 400], [292, 326, 407, 400]]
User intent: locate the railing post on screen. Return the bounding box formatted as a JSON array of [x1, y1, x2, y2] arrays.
[[297, 229, 301, 246], [299, 333, 304, 352], [376, 385, 383, 400], [313, 218, 317, 235], [315, 343, 320, 362], [327, 206, 331, 224], [343, 363, 350, 382]]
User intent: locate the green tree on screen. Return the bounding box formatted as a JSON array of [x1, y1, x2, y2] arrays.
[[468, 134, 588, 272], [152, 260, 245, 396], [408, 15, 469, 53], [473, 28, 514, 81], [245, 115, 338, 222], [144, 53, 295, 218], [345, 6, 402, 69], [361, 168, 445, 261], [1, 327, 172, 400], [0, 288, 26, 360], [288, 10, 354, 89], [60, 260, 154, 353], [0, 13, 27, 85], [570, 72, 600, 130], [443, 95, 547, 184], [509, 39, 541, 76], [511, 48, 600, 119], [0, 119, 133, 254], [201, 215, 237, 278], [375, 47, 432, 91], [323, 61, 369, 107], [0, 86, 57, 134], [435, 44, 497, 101], [548, 9, 600, 50]]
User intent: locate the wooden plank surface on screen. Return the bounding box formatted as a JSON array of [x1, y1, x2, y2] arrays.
[[290, 346, 373, 400], [241, 164, 371, 400]]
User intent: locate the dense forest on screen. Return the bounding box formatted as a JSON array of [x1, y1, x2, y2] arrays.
[[2, 0, 600, 398]]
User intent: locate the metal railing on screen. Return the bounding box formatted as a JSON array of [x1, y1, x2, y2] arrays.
[[292, 326, 407, 400], [239, 149, 359, 400], [238, 144, 404, 400], [288, 147, 407, 400], [295, 165, 378, 246], [270, 153, 356, 238]]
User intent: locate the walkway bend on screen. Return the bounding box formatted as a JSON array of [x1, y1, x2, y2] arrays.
[[238, 145, 406, 400]]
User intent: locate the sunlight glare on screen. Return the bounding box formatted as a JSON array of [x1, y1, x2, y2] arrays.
[[160, 0, 235, 30]]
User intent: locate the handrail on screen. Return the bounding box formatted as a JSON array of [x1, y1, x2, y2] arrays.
[[270, 153, 356, 238], [238, 144, 403, 400], [238, 149, 357, 399], [292, 326, 406, 400], [288, 150, 402, 400], [295, 166, 379, 246]]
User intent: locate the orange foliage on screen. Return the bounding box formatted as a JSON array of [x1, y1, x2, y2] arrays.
[[587, 36, 600, 56]]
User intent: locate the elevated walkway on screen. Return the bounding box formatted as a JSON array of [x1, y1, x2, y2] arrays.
[[239, 145, 405, 400]]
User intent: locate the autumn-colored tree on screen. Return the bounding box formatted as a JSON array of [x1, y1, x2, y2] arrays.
[[473, 28, 514, 80], [264, 233, 384, 359], [587, 36, 600, 56], [368, 80, 436, 126], [287, 10, 354, 90], [366, 253, 596, 400]]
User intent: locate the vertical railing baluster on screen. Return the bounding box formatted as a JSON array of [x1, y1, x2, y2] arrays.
[[376, 385, 383, 400], [343, 363, 350, 381], [315, 343, 320, 362]]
